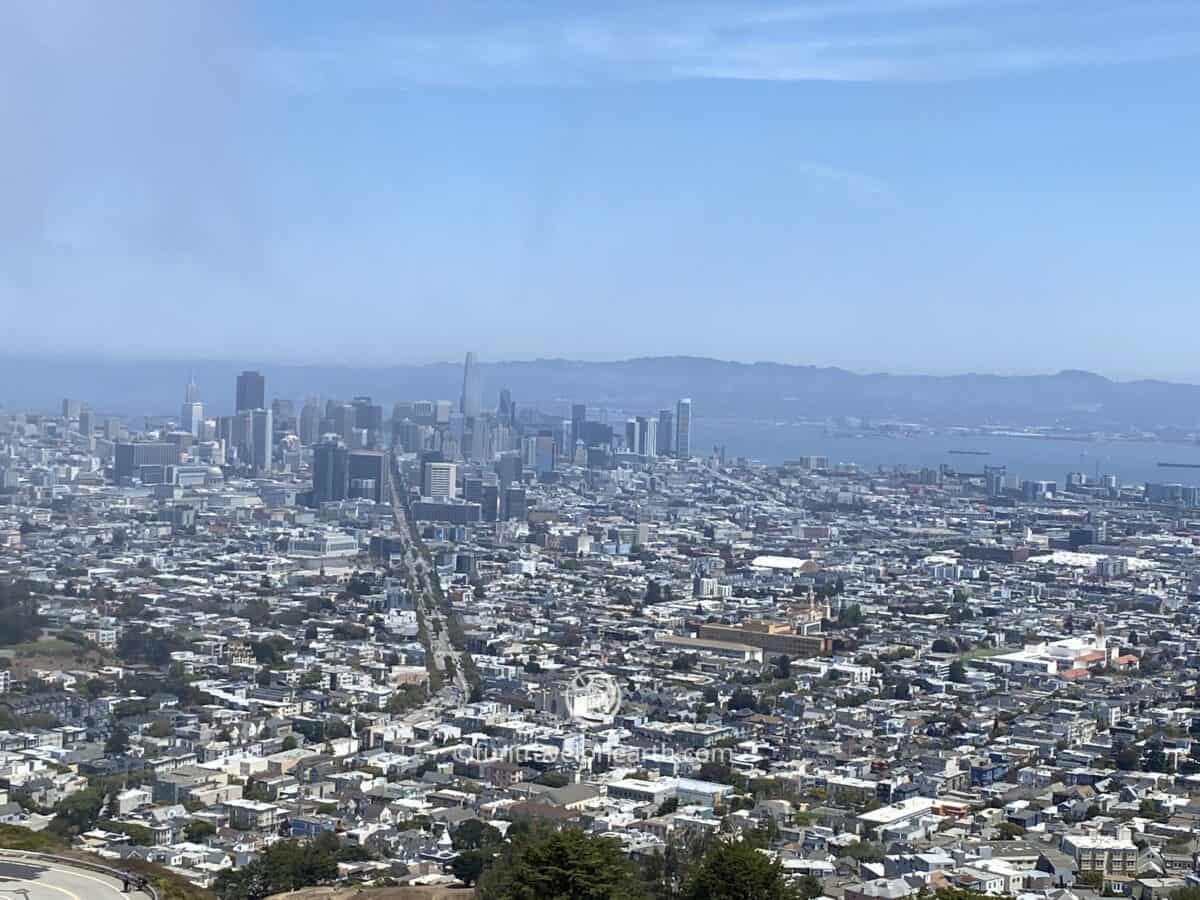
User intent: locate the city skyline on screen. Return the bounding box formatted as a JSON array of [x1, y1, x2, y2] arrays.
[[13, 353, 1200, 437]]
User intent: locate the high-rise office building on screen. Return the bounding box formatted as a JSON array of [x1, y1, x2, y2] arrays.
[[571, 403, 587, 450], [353, 396, 383, 442], [460, 352, 481, 419], [113, 442, 180, 482], [423, 462, 457, 499], [657, 409, 674, 456], [675, 398, 692, 458], [625, 419, 637, 453], [504, 485, 527, 521], [499, 389, 516, 426], [481, 482, 499, 521], [78, 407, 94, 438], [636, 416, 657, 458], [251, 408, 273, 472], [182, 401, 203, 437], [985, 465, 1007, 498], [299, 399, 321, 446], [331, 402, 356, 442], [580, 420, 613, 449], [463, 477, 483, 503], [524, 433, 556, 476], [394, 420, 423, 453], [236, 370, 265, 413], [181, 377, 203, 437], [495, 451, 522, 491], [232, 410, 253, 462], [412, 400, 435, 425], [348, 449, 390, 503], [272, 398, 296, 435], [62, 398, 81, 420], [312, 439, 349, 504]]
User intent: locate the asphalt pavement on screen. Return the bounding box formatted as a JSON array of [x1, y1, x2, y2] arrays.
[[0, 857, 131, 900]]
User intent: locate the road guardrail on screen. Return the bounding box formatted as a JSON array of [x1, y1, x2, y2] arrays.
[[0, 847, 158, 899]]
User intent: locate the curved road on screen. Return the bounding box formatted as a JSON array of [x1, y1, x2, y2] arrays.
[[0, 858, 130, 900]]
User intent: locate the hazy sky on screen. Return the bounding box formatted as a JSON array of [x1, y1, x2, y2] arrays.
[[3, 1, 1199, 378]]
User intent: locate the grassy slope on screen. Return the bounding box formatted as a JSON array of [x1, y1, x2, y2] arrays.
[[0, 824, 215, 900]]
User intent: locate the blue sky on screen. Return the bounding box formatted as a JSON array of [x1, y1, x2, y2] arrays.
[[3, 1, 1199, 377]]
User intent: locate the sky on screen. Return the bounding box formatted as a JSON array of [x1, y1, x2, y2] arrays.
[[2, 0, 1199, 379]]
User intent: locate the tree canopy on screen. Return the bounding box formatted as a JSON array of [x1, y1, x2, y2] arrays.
[[680, 839, 800, 900], [477, 826, 642, 900], [214, 832, 340, 900]]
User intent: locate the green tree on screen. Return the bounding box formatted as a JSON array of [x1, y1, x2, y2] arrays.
[[680, 839, 800, 900], [452, 849, 496, 886], [774, 655, 792, 680], [100, 820, 154, 846], [797, 874, 824, 899], [0, 579, 45, 646], [105, 724, 131, 756], [1076, 872, 1103, 890], [242, 599, 273, 627], [477, 826, 642, 900], [843, 841, 884, 863], [387, 683, 427, 714], [250, 637, 290, 666], [185, 821, 217, 843], [1144, 739, 1170, 773], [453, 818, 503, 851], [728, 688, 757, 711], [948, 660, 968, 683], [1115, 744, 1141, 771], [48, 787, 106, 837], [215, 833, 340, 900], [837, 604, 863, 627]]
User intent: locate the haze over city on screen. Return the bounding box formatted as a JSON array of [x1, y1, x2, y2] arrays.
[[4, 0, 1200, 376]]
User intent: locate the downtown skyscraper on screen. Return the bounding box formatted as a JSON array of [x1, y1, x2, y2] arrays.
[[675, 398, 692, 458], [236, 370, 265, 413], [460, 352, 481, 420], [181, 374, 203, 437]]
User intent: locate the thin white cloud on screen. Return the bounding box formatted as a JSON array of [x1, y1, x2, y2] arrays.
[[792, 162, 890, 196], [257, 1, 1200, 89]]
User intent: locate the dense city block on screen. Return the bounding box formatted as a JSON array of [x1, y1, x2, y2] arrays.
[[2, 365, 1200, 900]]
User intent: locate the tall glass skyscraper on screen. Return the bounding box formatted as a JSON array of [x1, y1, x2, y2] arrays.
[[675, 398, 692, 458], [181, 375, 203, 437], [236, 370, 265, 413], [460, 352, 481, 419]]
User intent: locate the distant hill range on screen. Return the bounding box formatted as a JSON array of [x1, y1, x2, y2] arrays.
[[2, 354, 1198, 428]]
